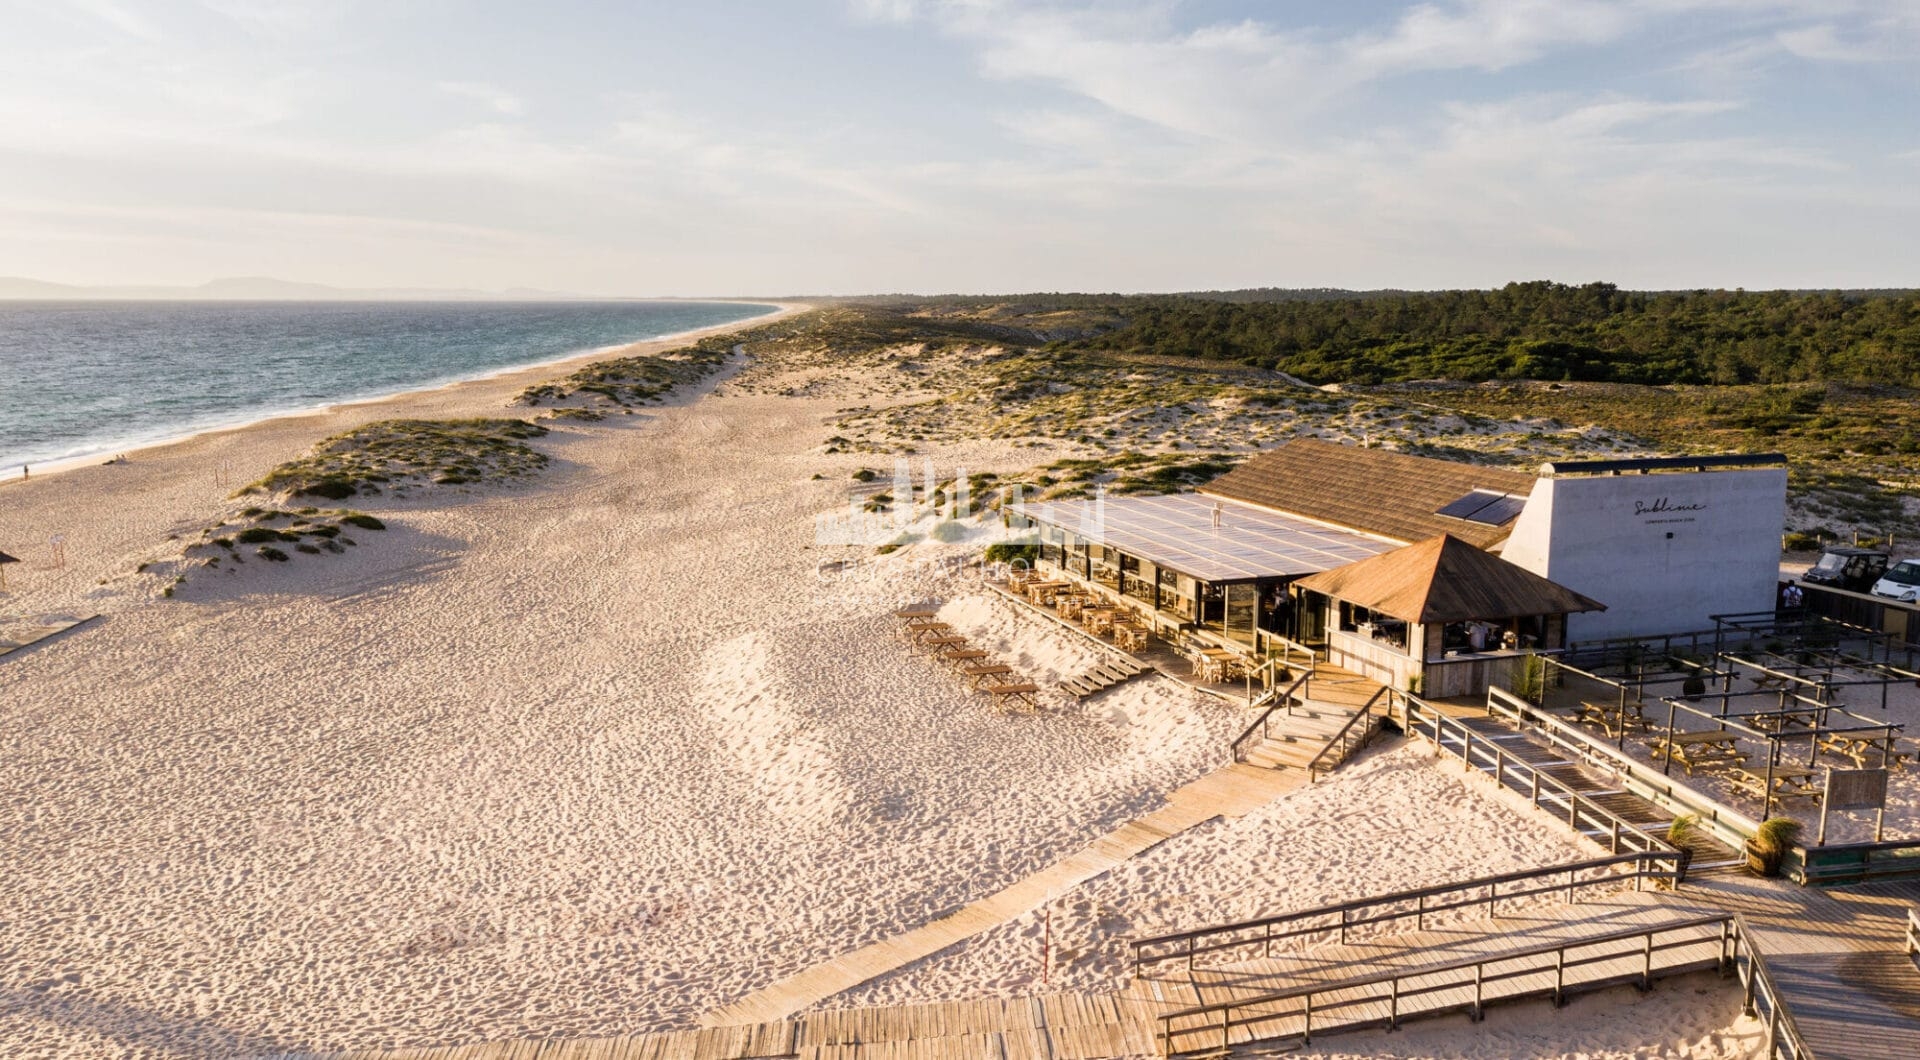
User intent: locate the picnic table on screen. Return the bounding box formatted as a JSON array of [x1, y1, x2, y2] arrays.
[[893, 606, 939, 621], [1818, 733, 1912, 770], [986, 682, 1040, 712], [942, 647, 989, 668], [1026, 581, 1070, 605], [915, 634, 968, 655], [1648, 730, 1745, 776], [1751, 709, 1818, 733], [963, 663, 1014, 690], [1727, 766, 1822, 808], [1577, 699, 1649, 737], [906, 621, 953, 641]]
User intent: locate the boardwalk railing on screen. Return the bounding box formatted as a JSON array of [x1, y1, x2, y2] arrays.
[[1229, 669, 1313, 763], [1305, 685, 1388, 781], [1905, 908, 1919, 959], [1130, 851, 1683, 977], [1733, 918, 1815, 1060], [1481, 686, 1761, 853], [1153, 913, 1736, 1056], [1399, 692, 1673, 856]]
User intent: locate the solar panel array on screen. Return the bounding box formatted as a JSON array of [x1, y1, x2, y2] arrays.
[[1024, 493, 1397, 583], [1435, 488, 1526, 526]]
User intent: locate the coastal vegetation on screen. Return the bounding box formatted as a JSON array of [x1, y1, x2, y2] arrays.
[[516, 333, 740, 412], [238, 418, 551, 500], [747, 291, 1920, 539]]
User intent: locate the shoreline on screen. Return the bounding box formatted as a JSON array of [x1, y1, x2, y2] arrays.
[[0, 300, 801, 486]]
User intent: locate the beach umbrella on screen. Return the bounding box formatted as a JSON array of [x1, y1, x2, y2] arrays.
[[0, 550, 17, 590]]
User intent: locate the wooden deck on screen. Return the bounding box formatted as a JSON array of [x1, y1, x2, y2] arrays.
[[701, 764, 1304, 1028], [1686, 875, 1920, 1058]]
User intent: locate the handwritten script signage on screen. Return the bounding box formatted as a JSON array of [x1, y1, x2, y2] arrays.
[[1633, 496, 1707, 526]]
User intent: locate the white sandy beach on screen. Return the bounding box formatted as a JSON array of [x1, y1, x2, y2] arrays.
[[0, 313, 1766, 1057]]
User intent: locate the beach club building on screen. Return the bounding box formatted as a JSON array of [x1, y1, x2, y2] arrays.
[[1019, 439, 1787, 698]]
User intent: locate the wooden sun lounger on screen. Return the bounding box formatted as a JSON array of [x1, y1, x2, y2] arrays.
[[986, 682, 1040, 712]]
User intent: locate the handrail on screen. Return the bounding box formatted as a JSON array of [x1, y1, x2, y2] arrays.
[[1155, 913, 1735, 1055], [1305, 685, 1389, 780], [1230, 669, 1313, 762], [1130, 850, 1680, 976], [1906, 908, 1919, 959], [1732, 917, 1816, 1060], [1484, 686, 1761, 851], [1401, 692, 1671, 857]]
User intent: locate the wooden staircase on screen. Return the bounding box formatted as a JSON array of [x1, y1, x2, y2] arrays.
[[1234, 704, 1365, 771], [1058, 656, 1153, 700]]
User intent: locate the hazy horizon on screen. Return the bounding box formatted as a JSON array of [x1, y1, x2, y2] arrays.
[[4, 2, 1918, 294]]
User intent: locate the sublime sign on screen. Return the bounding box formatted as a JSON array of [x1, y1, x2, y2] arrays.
[[1632, 497, 1707, 525]]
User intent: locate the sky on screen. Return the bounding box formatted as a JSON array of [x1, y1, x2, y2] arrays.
[[2, 0, 1917, 295]]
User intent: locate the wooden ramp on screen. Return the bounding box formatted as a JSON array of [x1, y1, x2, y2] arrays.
[[1686, 875, 1920, 1058], [701, 764, 1305, 1028], [278, 991, 1163, 1060], [1135, 890, 1729, 1055]]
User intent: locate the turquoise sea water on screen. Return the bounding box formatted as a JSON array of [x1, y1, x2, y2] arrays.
[[0, 300, 777, 469]]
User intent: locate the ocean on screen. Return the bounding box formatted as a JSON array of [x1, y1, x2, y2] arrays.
[[0, 300, 778, 470]]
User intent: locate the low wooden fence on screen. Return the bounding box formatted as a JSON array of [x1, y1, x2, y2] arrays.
[[1732, 918, 1815, 1060], [1130, 850, 1684, 977], [1306, 686, 1388, 780]]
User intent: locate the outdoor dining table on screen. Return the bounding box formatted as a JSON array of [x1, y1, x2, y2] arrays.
[[963, 663, 1014, 689], [943, 648, 989, 668], [1727, 765, 1822, 808], [1819, 732, 1911, 770], [893, 606, 940, 621], [1113, 624, 1148, 652], [1192, 648, 1238, 683], [1083, 608, 1119, 635], [1648, 730, 1745, 776], [906, 621, 953, 642], [1577, 699, 1649, 738], [1026, 580, 1070, 605], [1751, 709, 1820, 733], [915, 635, 968, 655], [1057, 595, 1087, 620]]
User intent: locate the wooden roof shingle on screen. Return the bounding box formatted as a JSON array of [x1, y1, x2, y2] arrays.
[[1200, 438, 1536, 549], [1294, 534, 1606, 623]]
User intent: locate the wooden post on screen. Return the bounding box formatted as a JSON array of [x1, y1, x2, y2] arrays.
[[1664, 698, 1679, 776]]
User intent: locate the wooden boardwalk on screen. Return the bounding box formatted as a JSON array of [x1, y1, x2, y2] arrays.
[[1686, 875, 1920, 1058], [283, 890, 1734, 1060], [701, 764, 1303, 1028]]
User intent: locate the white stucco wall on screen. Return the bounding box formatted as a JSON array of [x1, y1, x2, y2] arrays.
[[1500, 468, 1787, 642]]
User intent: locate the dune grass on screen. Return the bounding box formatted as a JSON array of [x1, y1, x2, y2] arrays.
[[239, 418, 550, 500]]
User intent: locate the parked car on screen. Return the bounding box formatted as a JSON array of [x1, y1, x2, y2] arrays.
[[1871, 558, 1920, 602], [1801, 546, 1890, 594]]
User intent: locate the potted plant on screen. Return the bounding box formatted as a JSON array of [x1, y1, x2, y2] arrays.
[[1667, 814, 1699, 884], [1744, 817, 1803, 878]]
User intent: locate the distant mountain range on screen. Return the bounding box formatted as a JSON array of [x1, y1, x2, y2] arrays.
[[0, 276, 597, 301]]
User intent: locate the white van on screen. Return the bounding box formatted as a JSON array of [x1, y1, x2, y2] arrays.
[[1870, 559, 1920, 602]]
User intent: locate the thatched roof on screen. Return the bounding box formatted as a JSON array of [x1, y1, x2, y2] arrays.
[[1201, 439, 1535, 549], [1294, 534, 1606, 624]]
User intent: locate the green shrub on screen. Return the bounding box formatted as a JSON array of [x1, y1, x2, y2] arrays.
[[257, 546, 290, 562], [301, 477, 358, 500], [339, 513, 385, 531], [295, 543, 322, 555], [236, 527, 281, 544], [930, 520, 967, 543], [984, 542, 1039, 566]]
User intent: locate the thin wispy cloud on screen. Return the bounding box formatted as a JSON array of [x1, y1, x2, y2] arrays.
[[0, 1, 1915, 291]]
